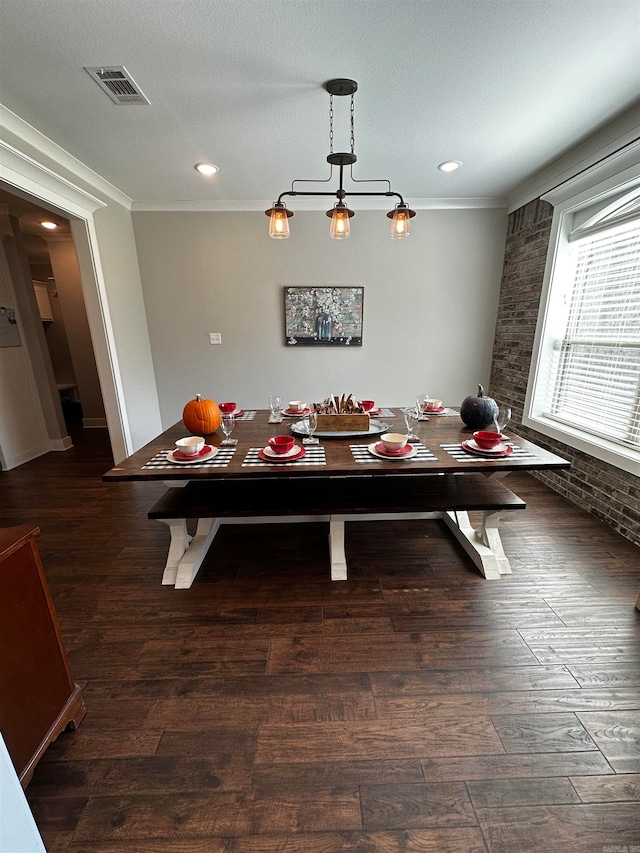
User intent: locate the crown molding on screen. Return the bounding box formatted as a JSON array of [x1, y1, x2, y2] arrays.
[[0, 104, 132, 210], [131, 196, 507, 212], [507, 106, 640, 213]]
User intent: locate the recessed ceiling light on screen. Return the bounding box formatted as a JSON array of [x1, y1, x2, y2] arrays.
[[438, 160, 462, 173], [195, 162, 219, 176], [40, 220, 58, 229]]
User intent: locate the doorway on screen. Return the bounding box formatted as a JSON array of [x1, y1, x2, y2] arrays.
[[0, 186, 107, 467]]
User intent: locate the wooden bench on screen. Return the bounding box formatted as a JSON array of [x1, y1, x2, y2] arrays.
[[148, 473, 526, 588]]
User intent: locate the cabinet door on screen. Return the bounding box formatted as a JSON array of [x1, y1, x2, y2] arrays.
[[33, 282, 53, 322]]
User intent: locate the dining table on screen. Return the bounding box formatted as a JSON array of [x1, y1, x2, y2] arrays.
[[103, 407, 571, 588]]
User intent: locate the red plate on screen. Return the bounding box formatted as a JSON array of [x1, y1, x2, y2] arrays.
[[461, 440, 513, 458], [284, 407, 310, 416], [258, 445, 306, 463], [374, 441, 413, 457], [425, 406, 445, 414], [172, 444, 213, 461]]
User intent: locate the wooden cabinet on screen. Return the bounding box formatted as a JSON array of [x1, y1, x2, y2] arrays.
[[0, 525, 85, 787]]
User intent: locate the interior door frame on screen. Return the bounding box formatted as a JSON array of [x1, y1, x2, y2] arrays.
[[0, 141, 131, 463]]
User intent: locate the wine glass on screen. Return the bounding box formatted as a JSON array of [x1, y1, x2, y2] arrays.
[[494, 406, 512, 436], [268, 395, 281, 422], [221, 413, 237, 445], [303, 409, 319, 445], [416, 392, 428, 419], [402, 407, 420, 442]]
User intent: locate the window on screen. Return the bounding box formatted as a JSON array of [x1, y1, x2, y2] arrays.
[[524, 158, 640, 476]]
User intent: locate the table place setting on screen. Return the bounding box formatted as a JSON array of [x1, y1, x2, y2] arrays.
[[242, 442, 326, 467], [142, 445, 238, 470], [350, 432, 438, 464], [440, 439, 538, 462]]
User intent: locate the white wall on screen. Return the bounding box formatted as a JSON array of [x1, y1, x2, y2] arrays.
[[132, 207, 508, 426]]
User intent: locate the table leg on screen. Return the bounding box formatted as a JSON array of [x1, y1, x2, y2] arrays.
[[442, 509, 508, 579], [329, 516, 348, 581], [174, 518, 221, 589], [158, 518, 192, 585]]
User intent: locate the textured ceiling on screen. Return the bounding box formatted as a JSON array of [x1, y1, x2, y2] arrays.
[[1, 0, 639, 207]]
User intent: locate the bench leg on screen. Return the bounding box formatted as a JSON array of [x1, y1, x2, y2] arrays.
[[329, 516, 348, 581], [175, 518, 221, 589], [158, 519, 192, 585], [442, 510, 509, 580], [477, 510, 512, 576]]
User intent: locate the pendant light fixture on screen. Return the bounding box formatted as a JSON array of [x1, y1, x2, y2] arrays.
[[265, 79, 415, 240]]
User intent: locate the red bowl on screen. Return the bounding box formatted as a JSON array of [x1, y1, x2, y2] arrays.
[[473, 430, 502, 449], [219, 402, 236, 414], [358, 400, 375, 412], [268, 435, 296, 455]]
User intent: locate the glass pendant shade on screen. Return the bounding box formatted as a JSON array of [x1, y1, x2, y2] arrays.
[[269, 207, 291, 239], [390, 208, 411, 239], [329, 205, 352, 239]]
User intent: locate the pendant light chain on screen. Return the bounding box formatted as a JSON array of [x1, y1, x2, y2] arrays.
[[329, 94, 334, 154], [350, 93, 355, 155]]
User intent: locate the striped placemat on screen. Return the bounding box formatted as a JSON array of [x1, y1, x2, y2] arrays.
[[349, 442, 438, 463], [235, 410, 256, 421], [142, 446, 237, 470], [440, 442, 539, 462], [242, 446, 326, 467], [371, 407, 396, 419]]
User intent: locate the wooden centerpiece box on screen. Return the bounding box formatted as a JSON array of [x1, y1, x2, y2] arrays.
[[316, 413, 371, 432]]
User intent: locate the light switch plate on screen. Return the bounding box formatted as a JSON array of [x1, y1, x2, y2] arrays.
[[209, 332, 222, 345]]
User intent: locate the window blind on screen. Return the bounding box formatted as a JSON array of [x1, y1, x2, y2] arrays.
[[546, 218, 640, 449]]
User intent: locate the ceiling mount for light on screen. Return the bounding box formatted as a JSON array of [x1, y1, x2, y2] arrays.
[[265, 79, 415, 240]]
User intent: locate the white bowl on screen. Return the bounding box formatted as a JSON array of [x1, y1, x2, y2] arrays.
[[288, 400, 306, 412], [380, 432, 408, 452], [175, 436, 205, 456], [425, 399, 443, 411]]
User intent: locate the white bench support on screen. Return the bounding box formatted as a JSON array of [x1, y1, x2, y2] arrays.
[[155, 481, 517, 588], [442, 509, 510, 579]]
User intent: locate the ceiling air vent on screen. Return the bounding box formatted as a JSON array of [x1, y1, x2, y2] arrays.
[[84, 66, 150, 105]]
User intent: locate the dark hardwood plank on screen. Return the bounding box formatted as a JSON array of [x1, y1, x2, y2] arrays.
[[374, 687, 640, 718], [421, 751, 613, 782], [575, 710, 640, 772], [251, 759, 425, 794], [360, 781, 476, 829], [476, 803, 640, 852], [146, 690, 377, 726], [466, 776, 580, 807], [71, 791, 362, 840], [490, 712, 598, 753], [267, 630, 539, 674], [570, 773, 640, 802], [255, 718, 505, 763], [567, 662, 640, 688], [370, 665, 581, 695]]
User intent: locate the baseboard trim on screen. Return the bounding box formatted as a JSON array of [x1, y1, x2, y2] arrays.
[[49, 436, 74, 451]]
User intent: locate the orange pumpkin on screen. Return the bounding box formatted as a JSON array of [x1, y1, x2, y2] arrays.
[[182, 394, 221, 435]]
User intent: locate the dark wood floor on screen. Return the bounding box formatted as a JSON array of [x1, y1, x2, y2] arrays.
[[1, 426, 639, 852]]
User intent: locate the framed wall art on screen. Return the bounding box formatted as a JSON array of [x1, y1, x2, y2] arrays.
[[284, 286, 364, 346]]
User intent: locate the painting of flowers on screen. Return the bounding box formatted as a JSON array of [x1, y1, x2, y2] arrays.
[[284, 287, 363, 346]]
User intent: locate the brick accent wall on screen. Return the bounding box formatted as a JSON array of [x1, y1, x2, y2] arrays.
[[489, 198, 640, 547]]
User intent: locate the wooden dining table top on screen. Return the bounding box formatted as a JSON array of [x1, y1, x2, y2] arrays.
[[103, 409, 571, 483]]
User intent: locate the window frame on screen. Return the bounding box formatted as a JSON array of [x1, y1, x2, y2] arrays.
[[523, 150, 640, 477]]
